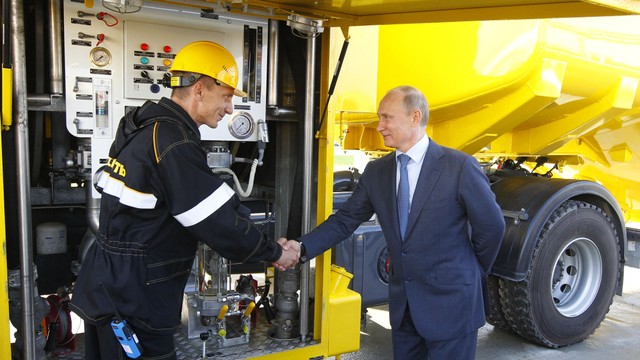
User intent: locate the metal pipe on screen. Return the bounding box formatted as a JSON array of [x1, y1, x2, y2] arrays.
[[79, 146, 101, 264], [267, 19, 279, 107], [26, 94, 53, 107], [266, 106, 297, 117], [11, 0, 37, 358], [299, 35, 316, 343], [27, 93, 65, 112], [48, 0, 64, 94], [86, 180, 101, 235]]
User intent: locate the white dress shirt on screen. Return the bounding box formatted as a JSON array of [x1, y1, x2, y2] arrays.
[[396, 135, 430, 208]]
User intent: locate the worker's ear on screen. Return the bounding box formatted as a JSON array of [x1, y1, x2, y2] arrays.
[[192, 80, 206, 101]]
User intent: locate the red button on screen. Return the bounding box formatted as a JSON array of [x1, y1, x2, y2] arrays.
[[163, 45, 172, 53], [141, 43, 149, 51]]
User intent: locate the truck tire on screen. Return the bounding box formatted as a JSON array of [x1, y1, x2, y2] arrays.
[[486, 274, 512, 332], [498, 200, 620, 347]]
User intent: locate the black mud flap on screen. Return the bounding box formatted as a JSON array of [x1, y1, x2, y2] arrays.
[[626, 229, 640, 268]]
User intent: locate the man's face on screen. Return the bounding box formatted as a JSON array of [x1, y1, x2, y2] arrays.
[[194, 79, 234, 128], [376, 91, 419, 152]]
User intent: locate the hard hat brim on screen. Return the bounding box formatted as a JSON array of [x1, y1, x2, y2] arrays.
[[234, 88, 248, 98]]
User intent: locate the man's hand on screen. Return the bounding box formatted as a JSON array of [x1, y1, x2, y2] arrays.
[[280, 238, 301, 255], [272, 238, 300, 271]]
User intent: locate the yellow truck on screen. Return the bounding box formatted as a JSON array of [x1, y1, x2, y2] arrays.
[[2, 0, 639, 359]]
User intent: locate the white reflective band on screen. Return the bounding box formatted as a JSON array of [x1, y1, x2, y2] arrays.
[[98, 171, 158, 209], [174, 183, 235, 227]]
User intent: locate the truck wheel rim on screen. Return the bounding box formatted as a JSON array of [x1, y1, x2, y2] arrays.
[[550, 237, 602, 317]]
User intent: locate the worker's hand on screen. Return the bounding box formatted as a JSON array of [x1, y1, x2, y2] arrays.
[[281, 239, 301, 258], [273, 238, 300, 270]]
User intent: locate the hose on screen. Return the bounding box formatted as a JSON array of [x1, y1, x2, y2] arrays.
[[212, 159, 259, 198]]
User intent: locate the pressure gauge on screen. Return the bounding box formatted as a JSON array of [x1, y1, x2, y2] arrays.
[[89, 47, 112, 67], [228, 112, 254, 139]]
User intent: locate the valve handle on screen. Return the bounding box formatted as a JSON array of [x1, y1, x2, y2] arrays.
[[243, 302, 256, 318], [217, 304, 229, 322]]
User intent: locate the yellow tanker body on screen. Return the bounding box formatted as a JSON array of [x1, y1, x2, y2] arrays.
[[335, 17, 640, 224]]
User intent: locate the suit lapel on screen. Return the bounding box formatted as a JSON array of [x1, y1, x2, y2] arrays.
[[405, 141, 445, 240]]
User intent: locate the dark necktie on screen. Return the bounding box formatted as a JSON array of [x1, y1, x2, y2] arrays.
[[397, 154, 410, 240]]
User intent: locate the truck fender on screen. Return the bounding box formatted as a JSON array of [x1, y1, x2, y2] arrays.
[[489, 175, 626, 295]]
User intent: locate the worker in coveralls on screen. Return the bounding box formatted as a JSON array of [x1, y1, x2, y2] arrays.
[[70, 41, 299, 359]]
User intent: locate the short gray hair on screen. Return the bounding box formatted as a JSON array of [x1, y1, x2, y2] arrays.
[[388, 86, 429, 127]]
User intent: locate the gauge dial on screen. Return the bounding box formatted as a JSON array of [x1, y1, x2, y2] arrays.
[[228, 112, 255, 139], [89, 47, 112, 67]]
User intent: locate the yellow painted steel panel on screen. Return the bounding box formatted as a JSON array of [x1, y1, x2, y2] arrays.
[[1, 68, 11, 128], [583, 0, 640, 13], [327, 266, 361, 356], [609, 144, 633, 162], [377, 21, 542, 109], [239, 1, 635, 25]]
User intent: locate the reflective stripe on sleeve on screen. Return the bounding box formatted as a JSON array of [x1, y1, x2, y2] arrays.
[[97, 170, 158, 209], [174, 183, 235, 227]]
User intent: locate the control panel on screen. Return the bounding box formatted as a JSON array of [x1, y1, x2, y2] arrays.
[[62, 0, 268, 194], [122, 20, 225, 101]]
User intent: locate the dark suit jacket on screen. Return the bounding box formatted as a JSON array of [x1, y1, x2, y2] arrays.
[[300, 140, 505, 341]]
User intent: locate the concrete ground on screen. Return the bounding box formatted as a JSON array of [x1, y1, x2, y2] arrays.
[[338, 266, 640, 360], [11, 267, 639, 359]]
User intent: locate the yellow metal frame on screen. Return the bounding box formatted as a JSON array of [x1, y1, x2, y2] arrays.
[[5, 1, 639, 358], [1, 39, 12, 360], [252, 27, 362, 360], [237, 1, 637, 27], [0, 76, 11, 360]]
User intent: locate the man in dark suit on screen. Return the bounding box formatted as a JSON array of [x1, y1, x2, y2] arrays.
[[282, 85, 505, 359]]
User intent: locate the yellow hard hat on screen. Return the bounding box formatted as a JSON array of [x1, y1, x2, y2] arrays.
[[170, 41, 247, 97]]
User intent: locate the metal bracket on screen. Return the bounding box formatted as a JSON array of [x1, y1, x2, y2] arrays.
[[502, 208, 529, 225], [286, 14, 324, 38]]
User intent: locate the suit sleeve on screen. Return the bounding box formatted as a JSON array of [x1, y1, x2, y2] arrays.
[[299, 163, 377, 260], [458, 156, 506, 273]]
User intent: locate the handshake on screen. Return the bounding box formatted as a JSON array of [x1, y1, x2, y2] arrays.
[[272, 238, 302, 271]]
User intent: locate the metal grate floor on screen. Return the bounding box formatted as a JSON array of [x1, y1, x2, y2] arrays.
[[48, 309, 315, 359]]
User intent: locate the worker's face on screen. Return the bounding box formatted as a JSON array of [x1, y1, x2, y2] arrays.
[[376, 91, 422, 153], [193, 79, 234, 128]]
